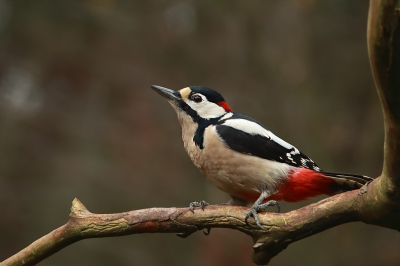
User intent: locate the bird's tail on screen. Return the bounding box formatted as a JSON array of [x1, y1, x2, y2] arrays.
[[320, 171, 374, 191]]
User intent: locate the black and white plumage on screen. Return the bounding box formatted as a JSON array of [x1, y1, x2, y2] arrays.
[[215, 113, 321, 171], [151, 85, 373, 230]]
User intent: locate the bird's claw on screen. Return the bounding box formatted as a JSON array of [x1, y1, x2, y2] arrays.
[[244, 209, 255, 225], [203, 228, 211, 236], [276, 202, 281, 213], [189, 201, 211, 235], [245, 200, 280, 231], [245, 209, 268, 231], [189, 200, 209, 213]]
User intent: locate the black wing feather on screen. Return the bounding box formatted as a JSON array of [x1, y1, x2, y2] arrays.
[[215, 115, 374, 189], [215, 123, 320, 170]]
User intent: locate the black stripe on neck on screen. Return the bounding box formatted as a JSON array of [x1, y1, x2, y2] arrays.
[[178, 100, 227, 149], [193, 117, 221, 149]]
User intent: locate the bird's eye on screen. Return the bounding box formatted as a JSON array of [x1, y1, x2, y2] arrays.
[[192, 95, 203, 103]]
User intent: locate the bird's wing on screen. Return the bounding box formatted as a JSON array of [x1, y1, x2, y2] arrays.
[[215, 116, 321, 171]]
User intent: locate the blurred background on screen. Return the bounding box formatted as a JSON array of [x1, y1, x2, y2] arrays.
[[0, 0, 398, 265]]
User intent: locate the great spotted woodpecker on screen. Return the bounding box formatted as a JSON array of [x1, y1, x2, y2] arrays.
[[151, 85, 373, 230]]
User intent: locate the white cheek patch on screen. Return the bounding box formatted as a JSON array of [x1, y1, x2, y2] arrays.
[[185, 99, 226, 119], [222, 119, 299, 153]]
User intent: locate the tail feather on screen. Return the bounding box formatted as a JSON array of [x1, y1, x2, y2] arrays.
[[321, 171, 374, 191]]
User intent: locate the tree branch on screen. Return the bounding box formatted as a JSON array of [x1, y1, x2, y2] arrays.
[[368, 0, 400, 187], [3, 1, 400, 265], [0, 186, 387, 266], [366, 0, 400, 231]]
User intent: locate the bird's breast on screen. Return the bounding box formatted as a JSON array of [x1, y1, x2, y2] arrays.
[[183, 125, 294, 201]]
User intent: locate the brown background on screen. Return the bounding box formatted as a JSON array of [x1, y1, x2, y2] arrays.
[[1, 0, 399, 265]]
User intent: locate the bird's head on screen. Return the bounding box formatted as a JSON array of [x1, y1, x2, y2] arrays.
[[151, 85, 233, 122]]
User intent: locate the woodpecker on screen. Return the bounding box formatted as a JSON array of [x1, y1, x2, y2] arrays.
[[151, 85, 373, 230]]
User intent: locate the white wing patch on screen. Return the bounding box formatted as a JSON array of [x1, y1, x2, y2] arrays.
[[268, 131, 299, 154], [222, 119, 298, 153], [286, 152, 296, 164], [219, 112, 233, 121], [222, 119, 271, 138]]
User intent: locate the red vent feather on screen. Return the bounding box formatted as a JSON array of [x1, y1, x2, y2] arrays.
[[267, 168, 338, 202]]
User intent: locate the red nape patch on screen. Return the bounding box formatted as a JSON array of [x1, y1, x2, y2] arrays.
[[217, 101, 233, 112], [267, 168, 339, 202]]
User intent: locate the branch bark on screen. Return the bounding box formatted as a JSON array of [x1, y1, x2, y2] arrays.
[[2, 0, 400, 265], [0, 191, 377, 266], [369, 0, 400, 187], [366, 0, 400, 230]]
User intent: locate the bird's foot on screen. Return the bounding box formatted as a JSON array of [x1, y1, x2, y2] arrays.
[[245, 200, 280, 231], [203, 228, 211, 236], [189, 200, 209, 213]]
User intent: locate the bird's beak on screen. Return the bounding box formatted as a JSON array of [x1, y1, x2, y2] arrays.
[[151, 85, 181, 102]]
